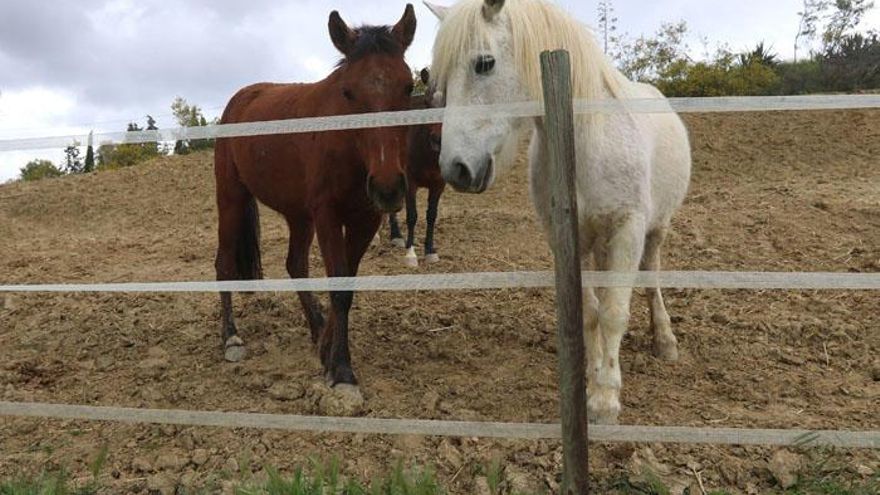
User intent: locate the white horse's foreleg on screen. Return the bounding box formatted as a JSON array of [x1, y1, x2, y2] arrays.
[[584, 286, 602, 386], [588, 215, 645, 425], [641, 228, 678, 361]]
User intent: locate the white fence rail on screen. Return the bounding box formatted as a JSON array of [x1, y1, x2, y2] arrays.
[[1, 401, 877, 449], [1, 95, 879, 152], [1, 271, 879, 293]]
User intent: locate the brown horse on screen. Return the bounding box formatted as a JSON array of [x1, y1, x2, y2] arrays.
[[214, 5, 417, 389], [389, 69, 446, 267]]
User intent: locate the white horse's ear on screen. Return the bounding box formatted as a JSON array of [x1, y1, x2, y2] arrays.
[[482, 0, 505, 21], [423, 1, 449, 21]]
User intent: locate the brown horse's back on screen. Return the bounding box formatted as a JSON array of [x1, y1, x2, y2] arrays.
[[215, 78, 355, 216]]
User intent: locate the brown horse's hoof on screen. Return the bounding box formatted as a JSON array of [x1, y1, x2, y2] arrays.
[[391, 238, 406, 248], [224, 336, 247, 362], [425, 253, 440, 264]]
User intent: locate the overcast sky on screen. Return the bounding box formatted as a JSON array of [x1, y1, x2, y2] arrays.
[[0, 0, 877, 182]]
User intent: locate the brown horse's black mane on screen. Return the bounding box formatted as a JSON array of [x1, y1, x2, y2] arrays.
[[337, 25, 402, 66]]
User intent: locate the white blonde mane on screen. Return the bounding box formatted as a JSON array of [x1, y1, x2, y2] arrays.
[[431, 0, 627, 102]]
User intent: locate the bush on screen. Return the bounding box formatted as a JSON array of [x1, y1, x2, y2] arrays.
[[656, 53, 781, 97], [19, 159, 63, 182]]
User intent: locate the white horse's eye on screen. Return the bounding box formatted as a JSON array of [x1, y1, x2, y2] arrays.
[[474, 55, 496, 75]]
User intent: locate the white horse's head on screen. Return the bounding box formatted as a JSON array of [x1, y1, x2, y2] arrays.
[[427, 0, 619, 193], [426, 0, 527, 193]]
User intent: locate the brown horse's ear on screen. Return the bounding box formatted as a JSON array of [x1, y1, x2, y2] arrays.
[[392, 4, 417, 51], [482, 0, 505, 21], [420, 68, 430, 85], [329, 11, 356, 56]]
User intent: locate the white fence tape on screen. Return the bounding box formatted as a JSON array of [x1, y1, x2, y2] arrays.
[[1, 271, 878, 294], [1, 95, 879, 152], [0, 401, 876, 448]]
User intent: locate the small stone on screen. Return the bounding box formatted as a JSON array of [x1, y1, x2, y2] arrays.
[[132, 456, 153, 473], [268, 381, 306, 401], [138, 357, 169, 376], [179, 470, 197, 487], [505, 465, 541, 495], [438, 439, 462, 467], [2, 295, 14, 311], [95, 355, 115, 372], [225, 457, 239, 474], [146, 473, 176, 494], [191, 449, 209, 467], [147, 346, 169, 360], [855, 464, 875, 476], [395, 434, 426, 451], [778, 353, 806, 366], [769, 450, 802, 489], [420, 391, 441, 414], [871, 366, 880, 382], [318, 384, 364, 416], [155, 450, 188, 471], [474, 476, 492, 495]]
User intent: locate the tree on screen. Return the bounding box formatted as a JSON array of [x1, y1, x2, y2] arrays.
[[823, 0, 875, 50], [795, 0, 830, 62], [63, 141, 85, 174], [171, 97, 215, 155], [84, 131, 95, 173], [20, 159, 63, 182], [597, 1, 619, 55], [616, 21, 690, 82]]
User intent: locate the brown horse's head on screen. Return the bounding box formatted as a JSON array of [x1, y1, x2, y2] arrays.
[[329, 5, 417, 213]]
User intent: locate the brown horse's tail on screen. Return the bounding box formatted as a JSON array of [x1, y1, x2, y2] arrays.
[[236, 196, 263, 280]]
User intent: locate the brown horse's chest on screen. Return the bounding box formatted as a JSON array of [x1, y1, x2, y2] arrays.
[[233, 135, 370, 216]]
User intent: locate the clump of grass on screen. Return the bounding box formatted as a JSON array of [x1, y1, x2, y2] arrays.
[[1, 444, 108, 495], [236, 460, 444, 495], [0, 470, 97, 495]]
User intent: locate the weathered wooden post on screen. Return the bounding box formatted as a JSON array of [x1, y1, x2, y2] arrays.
[[540, 50, 589, 494]]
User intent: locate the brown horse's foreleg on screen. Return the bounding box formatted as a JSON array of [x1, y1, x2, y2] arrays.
[[424, 184, 444, 262], [314, 208, 357, 386], [388, 213, 404, 246], [404, 188, 418, 250], [286, 217, 324, 343]]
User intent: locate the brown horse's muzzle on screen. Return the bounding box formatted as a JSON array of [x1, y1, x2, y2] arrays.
[[367, 173, 407, 213]]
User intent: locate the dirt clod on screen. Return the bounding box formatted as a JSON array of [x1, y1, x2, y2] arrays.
[[768, 450, 802, 489]]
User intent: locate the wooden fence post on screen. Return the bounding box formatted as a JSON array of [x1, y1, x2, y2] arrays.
[[540, 50, 589, 494]]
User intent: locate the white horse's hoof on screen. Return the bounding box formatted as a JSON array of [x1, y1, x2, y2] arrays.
[[391, 238, 406, 248], [587, 387, 621, 425], [224, 336, 247, 362], [653, 338, 679, 362], [404, 247, 418, 268], [425, 253, 440, 264]]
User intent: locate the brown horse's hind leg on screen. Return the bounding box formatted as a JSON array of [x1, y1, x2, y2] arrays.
[[286, 217, 324, 343], [424, 184, 444, 263], [215, 163, 261, 363]]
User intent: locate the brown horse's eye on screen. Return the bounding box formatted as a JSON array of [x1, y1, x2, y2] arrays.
[[343, 89, 355, 101], [475, 54, 495, 75]]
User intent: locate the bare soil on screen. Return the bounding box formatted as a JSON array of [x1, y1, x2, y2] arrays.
[[0, 110, 878, 494]]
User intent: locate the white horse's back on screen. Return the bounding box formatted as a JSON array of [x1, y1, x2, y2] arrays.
[[628, 81, 692, 230]]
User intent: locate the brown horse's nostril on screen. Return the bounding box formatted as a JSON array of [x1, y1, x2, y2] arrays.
[[367, 174, 406, 213]]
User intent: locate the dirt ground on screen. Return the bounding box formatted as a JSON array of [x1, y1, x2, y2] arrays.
[[0, 110, 878, 494]]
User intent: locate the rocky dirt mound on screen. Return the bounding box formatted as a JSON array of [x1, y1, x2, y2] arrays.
[[0, 110, 878, 493]]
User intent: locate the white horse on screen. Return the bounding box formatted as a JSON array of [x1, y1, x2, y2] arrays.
[[425, 0, 692, 424]]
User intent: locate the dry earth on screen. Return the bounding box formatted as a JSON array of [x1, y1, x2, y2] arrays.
[[0, 110, 879, 493]]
